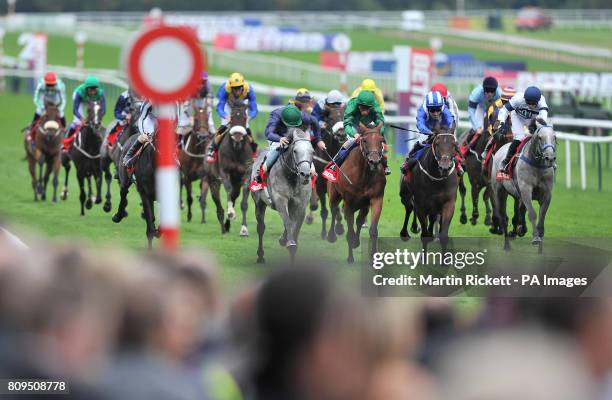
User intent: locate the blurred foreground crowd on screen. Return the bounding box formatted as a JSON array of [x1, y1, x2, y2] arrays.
[[0, 230, 611, 400]]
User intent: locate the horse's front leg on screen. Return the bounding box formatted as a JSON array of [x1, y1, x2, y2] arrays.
[[61, 154, 71, 201], [354, 207, 369, 250], [77, 171, 86, 216], [327, 186, 341, 243], [438, 199, 456, 251], [185, 178, 193, 222], [368, 197, 384, 256], [37, 158, 45, 200], [102, 159, 112, 212], [141, 194, 156, 250], [28, 157, 38, 201], [483, 185, 492, 226], [52, 156, 61, 202], [343, 203, 356, 264], [239, 181, 249, 237], [222, 176, 236, 222], [255, 201, 267, 263], [199, 178, 208, 224], [519, 186, 539, 246], [536, 192, 552, 254], [209, 178, 226, 233], [469, 177, 480, 225], [94, 169, 102, 205], [458, 175, 468, 224], [306, 188, 317, 225]]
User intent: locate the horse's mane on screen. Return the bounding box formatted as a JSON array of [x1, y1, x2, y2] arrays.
[[289, 127, 308, 141]]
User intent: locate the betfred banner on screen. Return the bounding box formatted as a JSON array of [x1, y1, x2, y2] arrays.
[[213, 31, 350, 52], [320, 51, 395, 73], [394, 46, 434, 117], [517, 72, 612, 98]]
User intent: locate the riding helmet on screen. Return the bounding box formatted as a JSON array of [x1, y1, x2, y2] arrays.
[[524, 86, 542, 105], [228, 72, 245, 87], [294, 88, 312, 102], [44, 72, 57, 86], [281, 105, 303, 127], [326, 90, 344, 105], [482, 76, 498, 91], [356, 90, 376, 108], [425, 91, 444, 109], [361, 78, 377, 91], [84, 75, 100, 89], [431, 82, 448, 98]]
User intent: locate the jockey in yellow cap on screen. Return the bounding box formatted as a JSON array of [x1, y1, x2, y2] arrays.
[[207, 72, 259, 163]]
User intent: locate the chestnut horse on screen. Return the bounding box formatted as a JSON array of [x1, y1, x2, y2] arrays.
[[24, 103, 64, 202], [327, 123, 386, 263]]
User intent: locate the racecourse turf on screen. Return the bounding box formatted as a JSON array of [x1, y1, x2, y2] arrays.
[[1, 92, 611, 289]]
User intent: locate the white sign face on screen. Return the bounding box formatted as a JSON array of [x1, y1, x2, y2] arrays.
[[74, 31, 87, 45], [332, 33, 352, 53], [139, 37, 195, 93]]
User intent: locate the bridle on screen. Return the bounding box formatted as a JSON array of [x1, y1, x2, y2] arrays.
[[359, 131, 384, 164], [280, 136, 312, 176]]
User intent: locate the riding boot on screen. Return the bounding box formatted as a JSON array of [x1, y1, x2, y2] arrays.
[[382, 155, 391, 175], [62, 126, 77, 152], [123, 140, 143, 170], [496, 139, 520, 180]]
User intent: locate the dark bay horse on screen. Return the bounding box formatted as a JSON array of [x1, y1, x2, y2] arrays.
[[251, 128, 314, 264], [112, 133, 159, 249], [24, 104, 64, 202], [100, 97, 143, 213], [457, 129, 493, 227], [310, 104, 346, 239], [327, 123, 386, 263], [400, 128, 458, 250], [179, 101, 212, 223], [67, 100, 104, 216], [202, 101, 252, 235]]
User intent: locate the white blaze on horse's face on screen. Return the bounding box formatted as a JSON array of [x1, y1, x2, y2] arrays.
[[537, 126, 557, 168], [93, 103, 101, 125], [290, 129, 314, 185]]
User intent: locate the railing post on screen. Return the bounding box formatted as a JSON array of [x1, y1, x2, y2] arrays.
[[565, 139, 571, 189], [597, 143, 602, 192], [579, 141, 587, 190]]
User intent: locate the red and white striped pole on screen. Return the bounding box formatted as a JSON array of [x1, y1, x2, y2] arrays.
[[156, 103, 179, 250], [126, 25, 203, 252]]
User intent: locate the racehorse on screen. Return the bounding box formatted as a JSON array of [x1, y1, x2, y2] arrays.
[[202, 101, 252, 236], [490, 124, 556, 253], [100, 96, 143, 213], [67, 100, 104, 216], [251, 127, 314, 264], [179, 101, 212, 223], [24, 103, 64, 202], [457, 128, 493, 227], [327, 123, 386, 263], [310, 104, 346, 239], [399, 128, 458, 250]]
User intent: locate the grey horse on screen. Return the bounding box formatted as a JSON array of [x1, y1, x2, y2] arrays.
[[491, 124, 556, 253], [251, 128, 314, 264]]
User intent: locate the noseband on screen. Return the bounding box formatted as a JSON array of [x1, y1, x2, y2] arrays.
[[280, 138, 312, 176], [359, 133, 384, 162]]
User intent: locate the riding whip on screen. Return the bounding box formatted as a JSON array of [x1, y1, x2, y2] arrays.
[[322, 148, 353, 185]]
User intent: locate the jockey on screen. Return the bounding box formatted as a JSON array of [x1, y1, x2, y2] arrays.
[[105, 88, 141, 149], [430, 82, 459, 127], [402, 91, 457, 174], [63, 75, 106, 151], [481, 85, 516, 157], [249, 104, 326, 191], [312, 89, 345, 130], [29, 72, 66, 143], [190, 71, 215, 133], [351, 78, 385, 114], [122, 100, 188, 170], [322, 90, 388, 183], [289, 88, 314, 114], [463, 76, 502, 154], [495, 86, 550, 181], [206, 72, 258, 163]]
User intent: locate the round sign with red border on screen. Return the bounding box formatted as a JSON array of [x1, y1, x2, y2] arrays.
[[127, 25, 203, 103]]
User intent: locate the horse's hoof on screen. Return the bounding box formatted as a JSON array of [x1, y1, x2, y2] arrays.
[[103, 203, 111, 213], [411, 226, 421, 234], [240, 225, 249, 237], [504, 243, 511, 251], [187, 213, 192, 222], [305, 215, 314, 225], [532, 236, 542, 245], [335, 223, 345, 235], [256, 256, 265, 264], [278, 236, 287, 247], [155, 229, 161, 238], [85, 199, 93, 209], [224, 219, 231, 232], [400, 231, 410, 241], [484, 215, 492, 226], [509, 231, 517, 238], [518, 226, 527, 237], [460, 214, 467, 224], [201, 217, 206, 224], [327, 233, 337, 243], [53, 197, 57, 203], [60, 192, 67, 201], [470, 216, 478, 226], [361, 222, 368, 229], [95, 197, 102, 205], [321, 230, 327, 241], [112, 211, 127, 223], [347, 255, 354, 264]]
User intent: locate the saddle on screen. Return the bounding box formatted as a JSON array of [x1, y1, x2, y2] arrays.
[[507, 136, 532, 179]]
